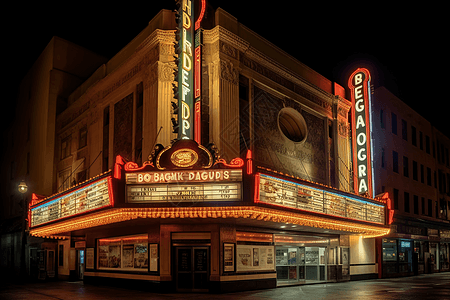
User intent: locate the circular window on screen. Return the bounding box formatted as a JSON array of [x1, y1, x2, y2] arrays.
[[278, 107, 307, 144]]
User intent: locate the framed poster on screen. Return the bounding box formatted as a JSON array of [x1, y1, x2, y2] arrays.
[[86, 248, 94, 269], [224, 243, 235, 272], [236, 245, 275, 272], [149, 244, 158, 272]]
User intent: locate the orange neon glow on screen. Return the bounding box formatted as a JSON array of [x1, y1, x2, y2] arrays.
[[108, 176, 115, 207], [246, 150, 253, 175], [236, 231, 273, 242], [254, 173, 260, 203], [194, 0, 206, 30], [194, 101, 201, 144], [114, 155, 126, 179], [29, 206, 390, 239], [194, 47, 201, 99], [124, 161, 154, 171], [214, 157, 244, 168]]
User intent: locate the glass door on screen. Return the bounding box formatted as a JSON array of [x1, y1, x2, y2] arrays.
[[305, 247, 319, 281], [276, 246, 305, 285], [78, 250, 84, 280], [305, 247, 327, 282]]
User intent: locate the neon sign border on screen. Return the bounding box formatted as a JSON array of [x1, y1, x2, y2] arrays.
[[348, 68, 374, 198]]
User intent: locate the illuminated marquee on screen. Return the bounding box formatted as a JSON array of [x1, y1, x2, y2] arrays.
[[29, 176, 113, 227], [126, 169, 242, 184], [349, 68, 374, 197], [125, 169, 242, 203], [256, 173, 385, 224]]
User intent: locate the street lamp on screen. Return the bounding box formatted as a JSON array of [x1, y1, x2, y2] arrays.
[[18, 180, 28, 194], [18, 180, 28, 278]]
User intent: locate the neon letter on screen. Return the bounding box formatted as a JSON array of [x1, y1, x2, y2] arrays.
[[357, 132, 366, 146], [357, 148, 366, 161]]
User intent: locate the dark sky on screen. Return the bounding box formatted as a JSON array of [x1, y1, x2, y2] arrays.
[[4, 1, 449, 136]]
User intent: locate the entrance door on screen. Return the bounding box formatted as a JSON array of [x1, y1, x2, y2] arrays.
[[78, 250, 84, 280], [176, 247, 209, 292], [305, 247, 327, 282]]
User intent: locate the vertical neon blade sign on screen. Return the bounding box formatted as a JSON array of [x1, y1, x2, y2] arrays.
[[194, 0, 206, 144], [179, 0, 194, 140], [349, 68, 374, 197]]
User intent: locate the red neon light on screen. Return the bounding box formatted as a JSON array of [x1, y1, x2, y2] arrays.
[[194, 0, 206, 30], [108, 176, 115, 207], [254, 173, 260, 203], [114, 155, 125, 179], [28, 205, 31, 229], [195, 46, 201, 99], [215, 157, 244, 168], [349, 68, 373, 197], [246, 150, 253, 175], [389, 210, 395, 225], [124, 161, 154, 171], [195, 101, 201, 144]]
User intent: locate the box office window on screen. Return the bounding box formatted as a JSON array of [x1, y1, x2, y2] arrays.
[[382, 239, 397, 262], [98, 235, 148, 271]]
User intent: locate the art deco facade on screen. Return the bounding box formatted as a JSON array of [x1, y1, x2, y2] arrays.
[[3, 7, 392, 292]]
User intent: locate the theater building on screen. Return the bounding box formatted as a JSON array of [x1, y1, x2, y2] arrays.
[[25, 6, 390, 292]]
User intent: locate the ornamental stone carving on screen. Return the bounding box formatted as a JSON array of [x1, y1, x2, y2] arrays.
[[159, 62, 175, 82], [220, 60, 238, 85]]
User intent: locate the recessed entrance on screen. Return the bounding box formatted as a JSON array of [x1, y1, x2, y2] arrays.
[[175, 247, 209, 292], [276, 246, 327, 285]]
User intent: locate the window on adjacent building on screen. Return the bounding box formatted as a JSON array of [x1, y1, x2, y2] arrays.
[[402, 119, 407, 140], [419, 131, 423, 150], [392, 113, 397, 135], [393, 188, 399, 210], [422, 197, 425, 215], [414, 195, 419, 214], [411, 126, 417, 146], [58, 167, 71, 192], [79, 126, 87, 149], [393, 151, 399, 173], [403, 156, 409, 177], [413, 161, 418, 181], [404, 192, 410, 213], [61, 135, 71, 160], [428, 199, 433, 217], [426, 135, 430, 154], [427, 167, 432, 186], [380, 109, 385, 129], [421, 164, 424, 183], [381, 148, 386, 169]]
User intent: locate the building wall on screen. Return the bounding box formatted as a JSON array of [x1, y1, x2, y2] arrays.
[[349, 236, 376, 277], [372, 87, 438, 218]]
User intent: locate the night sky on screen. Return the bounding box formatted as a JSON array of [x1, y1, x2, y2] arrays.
[[4, 1, 449, 136]]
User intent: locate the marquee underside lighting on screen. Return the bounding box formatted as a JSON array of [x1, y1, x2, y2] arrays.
[[29, 206, 390, 238]]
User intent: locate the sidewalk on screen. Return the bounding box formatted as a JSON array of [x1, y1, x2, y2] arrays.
[[1, 273, 449, 300]]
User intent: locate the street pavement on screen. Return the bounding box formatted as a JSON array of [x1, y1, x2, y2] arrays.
[[1, 272, 449, 300]]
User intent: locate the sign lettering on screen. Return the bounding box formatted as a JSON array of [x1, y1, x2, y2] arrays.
[[349, 68, 373, 196], [177, 0, 194, 139]]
